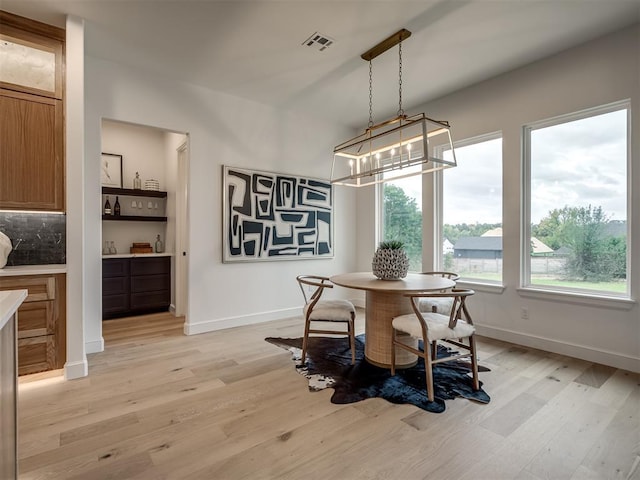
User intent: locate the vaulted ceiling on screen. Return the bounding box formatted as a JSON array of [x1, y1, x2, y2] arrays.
[[3, 1, 640, 128]]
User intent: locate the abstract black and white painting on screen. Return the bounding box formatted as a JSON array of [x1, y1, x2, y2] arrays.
[[223, 166, 333, 262]]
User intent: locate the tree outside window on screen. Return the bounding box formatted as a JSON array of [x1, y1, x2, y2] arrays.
[[381, 166, 422, 271], [526, 105, 628, 295]]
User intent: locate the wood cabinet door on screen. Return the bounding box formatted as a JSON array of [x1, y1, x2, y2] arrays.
[[16, 300, 54, 338], [0, 274, 65, 374], [0, 275, 55, 302], [130, 291, 170, 311], [17, 334, 56, 376], [0, 11, 64, 100], [0, 89, 64, 211], [102, 294, 130, 317], [103, 258, 130, 278], [130, 256, 170, 276]]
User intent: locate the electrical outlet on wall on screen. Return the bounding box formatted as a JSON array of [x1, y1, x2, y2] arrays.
[[521, 307, 529, 320]]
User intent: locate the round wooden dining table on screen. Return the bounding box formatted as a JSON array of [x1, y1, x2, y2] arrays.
[[330, 272, 455, 368]]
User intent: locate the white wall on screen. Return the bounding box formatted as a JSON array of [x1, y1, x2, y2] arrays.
[[357, 25, 640, 371], [102, 120, 168, 189], [80, 55, 357, 357], [64, 15, 88, 378]]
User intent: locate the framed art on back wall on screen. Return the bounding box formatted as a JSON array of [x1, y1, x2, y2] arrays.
[[101, 153, 123, 188], [222, 165, 334, 262]]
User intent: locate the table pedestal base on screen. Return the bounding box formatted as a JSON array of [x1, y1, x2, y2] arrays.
[[365, 290, 418, 368]]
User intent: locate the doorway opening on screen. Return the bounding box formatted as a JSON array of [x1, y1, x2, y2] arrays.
[[100, 119, 189, 327]]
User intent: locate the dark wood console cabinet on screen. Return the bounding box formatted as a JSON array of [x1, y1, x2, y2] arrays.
[[103, 256, 170, 319]]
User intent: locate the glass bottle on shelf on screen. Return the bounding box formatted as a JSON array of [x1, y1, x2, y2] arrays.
[[155, 234, 164, 253], [103, 241, 110, 255], [104, 196, 112, 215], [114, 196, 121, 216], [133, 172, 142, 190], [109, 241, 117, 254]]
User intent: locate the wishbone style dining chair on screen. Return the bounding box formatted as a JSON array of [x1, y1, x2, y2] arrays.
[[420, 271, 460, 281], [296, 275, 356, 365], [417, 271, 460, 314], [390, 288, 479, 402]]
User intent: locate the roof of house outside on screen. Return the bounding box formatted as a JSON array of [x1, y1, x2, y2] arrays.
[[455, 233, 554, 254], [481, 227, 503, 237], [454, 236, 502, 251], [530, 237, 554, 254]]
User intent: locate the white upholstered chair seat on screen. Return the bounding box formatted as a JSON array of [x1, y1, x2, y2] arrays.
[[417, 272, 459, 315], [296, 275, 356, 365], [305, 299, 356, 321], [392, 311, 475, 341], [417, 297, 454, 315]]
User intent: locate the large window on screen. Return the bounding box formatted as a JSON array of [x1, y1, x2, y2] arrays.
[[440, 135, 503, 282], [381, 166, 422, 271], [524, 103, 629, 295]]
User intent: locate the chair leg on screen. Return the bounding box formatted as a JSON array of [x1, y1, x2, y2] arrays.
[[424, 343, 435, 402], [469, 335, 480, 391], [348, 316, 356, 365], [390, 328, 396, 376], [301, 319, 311, 365], [431, 340, 438, 361]]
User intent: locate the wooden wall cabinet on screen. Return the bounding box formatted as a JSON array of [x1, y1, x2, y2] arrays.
[[103, 257, 170, 319], [0, 274, 66, 375], [0, 11, 65, 212], [0, 89, 64, 211]]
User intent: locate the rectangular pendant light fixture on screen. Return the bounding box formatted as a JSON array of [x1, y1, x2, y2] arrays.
[[331, 29, 457, 187]]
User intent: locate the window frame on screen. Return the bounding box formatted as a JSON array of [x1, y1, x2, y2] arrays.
[[377, 164, 425, 272], [435, 131, 504, 285], [521, 100, 632, 300]]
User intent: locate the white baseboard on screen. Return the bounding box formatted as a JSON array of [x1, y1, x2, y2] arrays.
[[476, 324, 640, 373], [166, 303, 640, 372], [64, 359, 88, 379], [184, 307, 300, 335], [85, 337, 104, 354]]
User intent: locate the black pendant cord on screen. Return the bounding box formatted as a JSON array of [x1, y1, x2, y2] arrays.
[[368, 60, 374, 129], [397, 38, 404, 118]]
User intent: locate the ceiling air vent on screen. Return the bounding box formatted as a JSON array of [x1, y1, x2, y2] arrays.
[[302, 32, 334, 52]]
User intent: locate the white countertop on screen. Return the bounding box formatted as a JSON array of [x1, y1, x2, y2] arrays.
[[102, 252, 173, 259], [0, 264, 67, 276], [0, 289, 27, 330]]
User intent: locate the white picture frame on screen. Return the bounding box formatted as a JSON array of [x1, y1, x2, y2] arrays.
[[101, 153, 123, 188]]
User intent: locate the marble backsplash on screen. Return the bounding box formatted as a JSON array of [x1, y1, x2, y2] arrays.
[[0, 212, 66, 266]]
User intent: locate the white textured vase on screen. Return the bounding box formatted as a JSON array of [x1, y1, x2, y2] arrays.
[[0, 231, 12, 269], [372, 248, 409, 280]]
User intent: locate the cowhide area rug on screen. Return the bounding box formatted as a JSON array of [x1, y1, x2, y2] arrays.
[[265, 334, 490, 413]]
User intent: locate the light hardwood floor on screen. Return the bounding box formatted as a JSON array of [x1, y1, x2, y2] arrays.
[[17, 311, 639, 480]]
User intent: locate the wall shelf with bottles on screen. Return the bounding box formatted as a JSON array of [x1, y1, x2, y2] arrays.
[[101, 187, 167, 198], [102, 215, 167, 222], [102, 187, 167, 221]]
